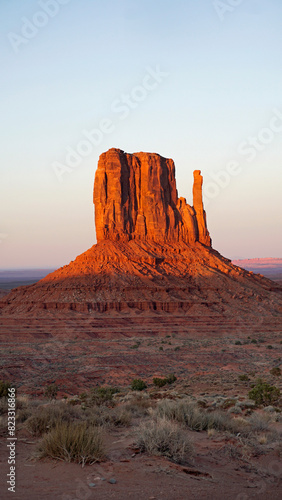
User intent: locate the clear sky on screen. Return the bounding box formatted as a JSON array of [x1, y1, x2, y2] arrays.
[[1, 0, 281, 268]]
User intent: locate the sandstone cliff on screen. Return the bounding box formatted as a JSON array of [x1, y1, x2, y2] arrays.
[[93, 149, 211, 246]]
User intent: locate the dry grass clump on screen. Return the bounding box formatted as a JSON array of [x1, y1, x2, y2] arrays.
[[124, 394, 152, 417], [38, 421, 104, 466], [26, 403, 83, 436], [136, 418, 193, 464], [247, 413, 271, 431], [157, 400, 236, 433], [86, 405, 132, 427]]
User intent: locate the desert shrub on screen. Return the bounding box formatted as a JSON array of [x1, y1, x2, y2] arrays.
[[248, 413, 271, 432], [235, 341, 242, 345], [153, 374, 177, 388], [131, 341, 141, 349], [174, 346, 180, 351], [26, 403, 82, 436], [111, 408, 132, 427], [157, 400, 238, 433], [249, 379, 280, 406], [0, 380, 11, 398], [251, 339, 257, 344], [221, 398, 237, 410], [136, 418, 193, 463], [89, 386, 119, 406], [16, 408, 33, 423], [153, 378, 167, 388], [131, 379, 147, 391], [270, 367, 281, 377], [267, 345, 273, 349], [38, 421, 104, 466], [166, 374, 177, 384], [239, 374, 250, 382], [44, 384, 58, 400], [124, 394, 151, 417], [84, 405, 113, 427]]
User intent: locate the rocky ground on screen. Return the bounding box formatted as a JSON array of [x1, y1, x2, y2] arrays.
[[0, 308, 281, 500]]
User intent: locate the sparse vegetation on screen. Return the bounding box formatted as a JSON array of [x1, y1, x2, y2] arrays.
[[153, 377, 167, 388], [89, 386, 119, 406], [153, 374, 177, 387], [238, 374, 250, 382], [235, 341, 242, 345], [44, 384, 58, 400], [157, 400, 237, 433], [249, 379, 280, 406], [38, 421, 104, 466], [131, 379, 147, 391], [137, 418, 193, 463]]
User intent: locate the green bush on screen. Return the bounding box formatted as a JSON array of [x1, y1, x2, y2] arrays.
[[248, 379, 280, 406], [38, 421, 104, 466], [238, 374, 250, 382], [0, 381, 11, 398], [89, 386, 119, 406], [153, 378, 167, 388], [235, 341, 242, 345], [44, 384, 58, 400], [131, 379, 147, 391]]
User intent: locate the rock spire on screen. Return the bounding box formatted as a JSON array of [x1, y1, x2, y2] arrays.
[[93, 148, 211, 246]]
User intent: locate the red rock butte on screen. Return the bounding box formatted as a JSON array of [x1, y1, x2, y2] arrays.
[[0, 148, 281, 316], [94, 149, 211, 246]]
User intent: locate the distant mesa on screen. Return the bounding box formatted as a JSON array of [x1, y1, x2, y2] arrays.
[[0, 148, 281, 315], [94, 148, 211, 246]]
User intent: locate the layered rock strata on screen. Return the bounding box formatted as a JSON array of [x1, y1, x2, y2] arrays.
[[93, 149, 211, 246]]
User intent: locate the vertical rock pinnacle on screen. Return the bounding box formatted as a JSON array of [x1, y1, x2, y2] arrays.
[[94, 148, 211, 247]]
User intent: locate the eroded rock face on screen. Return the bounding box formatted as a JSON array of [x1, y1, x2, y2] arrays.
[[93, 148, 211, 246]]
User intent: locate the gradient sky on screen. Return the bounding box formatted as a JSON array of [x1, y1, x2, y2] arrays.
[[1, 0, 282, 268]]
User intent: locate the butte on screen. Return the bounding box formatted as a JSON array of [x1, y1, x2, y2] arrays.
[[0, 148, 281, 318]]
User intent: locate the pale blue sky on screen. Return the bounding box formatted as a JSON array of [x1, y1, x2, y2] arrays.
[[1, 0, 282, 268]]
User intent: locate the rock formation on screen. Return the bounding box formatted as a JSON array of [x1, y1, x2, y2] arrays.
[[0, 148, 281, 316], [93, 149, 211, 246]]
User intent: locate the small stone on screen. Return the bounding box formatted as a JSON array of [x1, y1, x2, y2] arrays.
[[88, 483, 96, 488], [131, 453, 136, 458], [109, 478, 117, 484]]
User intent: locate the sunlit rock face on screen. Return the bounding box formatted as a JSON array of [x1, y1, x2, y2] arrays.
[[93, 148, 211, 246]]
